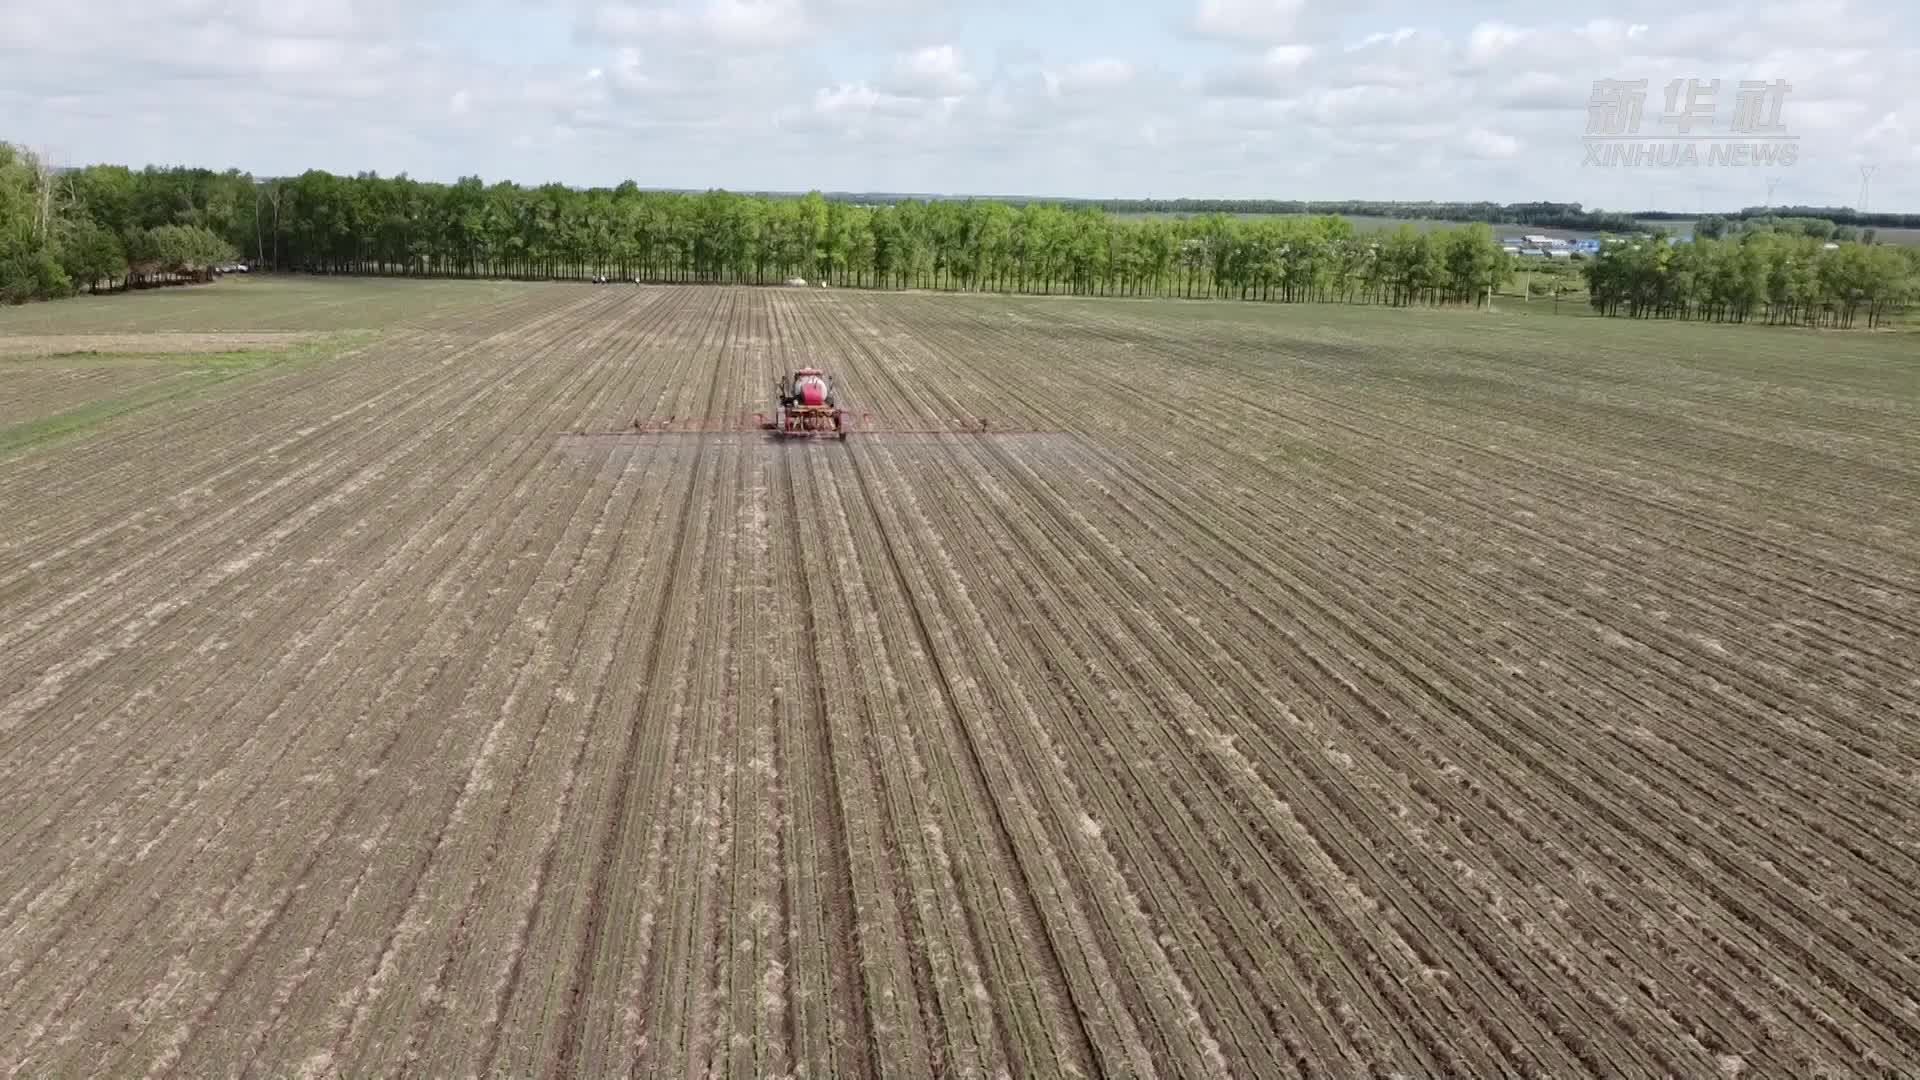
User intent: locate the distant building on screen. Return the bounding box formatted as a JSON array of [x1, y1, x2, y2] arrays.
[[1547, 249, 1574, 259], [1573, 238, 1602, 254]]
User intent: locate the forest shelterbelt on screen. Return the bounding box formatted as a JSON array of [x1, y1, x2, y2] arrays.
[[5, 148, 1916, 327], [2, 278, 1917, 1077]]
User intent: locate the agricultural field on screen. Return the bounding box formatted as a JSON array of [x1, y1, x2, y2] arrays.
[[2, 276, 1918, 1077]]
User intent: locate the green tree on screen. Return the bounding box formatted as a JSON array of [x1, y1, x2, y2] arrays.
[[6, 147, 1910, 325], [57, 217, 127, 292]]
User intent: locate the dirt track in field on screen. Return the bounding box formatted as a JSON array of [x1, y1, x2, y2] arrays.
[[2, 283, 1917, 1077]]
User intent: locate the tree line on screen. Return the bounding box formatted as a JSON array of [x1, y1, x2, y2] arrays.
[[1691, 213, 1902, 245], [1583, 232, 1918, 328], [1090, 201, 1920, 233], [1, 151, 1518, 306], [246, 171, 1526, 305], [1640, 205, 1920, 231], [1, 145, 237, 302], [836, 197, 1920, 235], [2, 144, 1913, 328], [1059, 199, 1648, 232]]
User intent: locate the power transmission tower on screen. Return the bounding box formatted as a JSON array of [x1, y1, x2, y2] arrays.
[[1858, 164, 1878, 212], [1765, 176, 1781, 207]]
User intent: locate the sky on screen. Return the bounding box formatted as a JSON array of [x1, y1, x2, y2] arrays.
[[2, 0, 1916, 212]]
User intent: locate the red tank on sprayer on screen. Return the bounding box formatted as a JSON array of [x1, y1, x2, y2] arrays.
[[764, 367, 848, 439]]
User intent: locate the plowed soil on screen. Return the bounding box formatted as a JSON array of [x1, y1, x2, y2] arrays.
[[2, 281, 1917, 1078]]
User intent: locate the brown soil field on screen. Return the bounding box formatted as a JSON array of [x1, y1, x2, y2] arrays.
[[2, 280, 1917, 1077], [0, 332, 319, 358], [0, 361, 197, 429]]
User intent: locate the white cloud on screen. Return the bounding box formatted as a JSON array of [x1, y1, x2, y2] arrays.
[[1263, 44, 1315, 71], [1350, 28, 1416, 52], [883, 45, 975, 98], [1490, 71, 1581, 111], [1659, 0, 1892, 59], [588, 0, 807, 48], [1301, 84, 1436, 126], [1466, 127, 1521, 158], [701, 0, 805, 44], [1203, 44, 1316, 97], [607, 48, 666, 93], [1576, 19, 1650, 50], [1465, 22, 1528, 67], [0, 0, 1914, 208], [1190, 0, 1306, 43], [1859, 111, 1908, 151], [1332, 28, 1448, 89], [1462, 17, 1648, 70], [814, 82, 882, 114], [1046, 59, 1136, 96]]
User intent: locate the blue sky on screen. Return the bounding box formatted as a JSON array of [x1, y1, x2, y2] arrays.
[[2, 0, 1915, 211]]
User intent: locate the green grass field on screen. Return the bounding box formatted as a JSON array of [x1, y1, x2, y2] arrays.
[[0, 280, 411, 453], [0, 339, 362, 455], [0, 276, 532, 334]]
